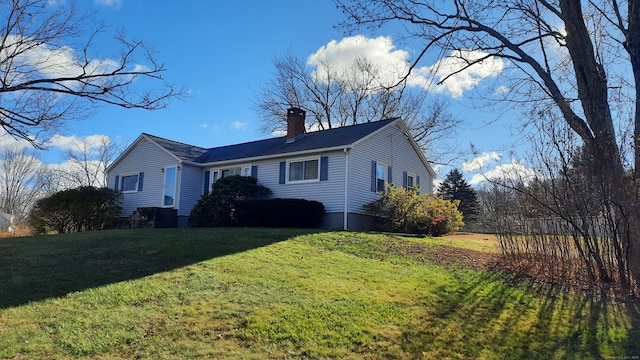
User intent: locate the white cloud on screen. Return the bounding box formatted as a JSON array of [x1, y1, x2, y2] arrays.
[[200, 123, 209, 129], [308, 35, 410, 88], [308, 37, 504, 99], [462, 152, 502, 172], [230, 121, 248, 131], [48, 134, 111, 152], [408, 49, 505, 98], [469, 160, 535, 185], [0, 34, 137, 89], [94, 0, 122, 8], [0, 132, 33, 151]]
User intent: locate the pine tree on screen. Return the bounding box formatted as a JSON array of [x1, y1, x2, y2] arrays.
[[437, 169, 480, 224]]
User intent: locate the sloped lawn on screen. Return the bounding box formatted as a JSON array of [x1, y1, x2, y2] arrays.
[[0, 228, 638, 359]]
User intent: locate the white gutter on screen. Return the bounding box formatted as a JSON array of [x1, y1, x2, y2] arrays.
[[343, 148, 350, 230]]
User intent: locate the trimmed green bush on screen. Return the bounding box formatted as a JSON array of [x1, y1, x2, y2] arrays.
[[188, 175, 271, 227], [29, 186, 122, 234], [363, 184, 464, 236], [234, 198, 325, 228]]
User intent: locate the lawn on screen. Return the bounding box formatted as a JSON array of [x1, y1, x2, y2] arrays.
[[0, 228, 638, 359]]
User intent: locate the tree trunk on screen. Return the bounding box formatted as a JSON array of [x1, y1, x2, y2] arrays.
[[624, 0, 640, 286]]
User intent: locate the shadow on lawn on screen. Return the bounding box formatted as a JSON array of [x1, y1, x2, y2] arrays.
[[400, 271, 640, 359], [0, 227, 315, 309]]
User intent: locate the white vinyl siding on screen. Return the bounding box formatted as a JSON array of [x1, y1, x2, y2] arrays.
[[108, 139, 179, 216], [348, 123, 433, 214], [178, 164, 202, 216], [255, 151, 346, 213]]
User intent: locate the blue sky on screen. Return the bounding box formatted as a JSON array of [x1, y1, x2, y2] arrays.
[[1, 0, 533, 186]]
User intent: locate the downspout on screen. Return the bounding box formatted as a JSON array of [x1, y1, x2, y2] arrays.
[[343, 148, 350, 230]]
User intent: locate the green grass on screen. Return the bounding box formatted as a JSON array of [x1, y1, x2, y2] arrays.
[[0, 228, 638, 359]]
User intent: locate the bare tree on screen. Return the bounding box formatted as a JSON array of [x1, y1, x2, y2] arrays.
[[336, 0, 640, 288], [0, 144, 43, 220], [255, 52, 462, 165], [0, 0, 181, 147], [57, 135, 121, 188]]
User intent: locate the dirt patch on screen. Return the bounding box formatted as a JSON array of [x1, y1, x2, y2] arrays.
[[380, 236, 500, 271], [0, 227, 31, 238]]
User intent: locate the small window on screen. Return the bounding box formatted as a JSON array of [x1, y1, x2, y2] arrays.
[[289, 159, 319, 182], [121, 174, 139, 193], [242, 166, 251, 177], [407, 173, 416, 190], [376, 163, 387, 192]]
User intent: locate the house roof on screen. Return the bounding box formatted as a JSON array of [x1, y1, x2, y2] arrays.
[[108, 117, 435, 175], [141, 133, 209, 162], [195, 117, 399, 163]]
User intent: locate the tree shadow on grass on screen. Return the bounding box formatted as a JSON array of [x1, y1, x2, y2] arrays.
[[400, 270, 640, 359], [0, 227, 318, 309]]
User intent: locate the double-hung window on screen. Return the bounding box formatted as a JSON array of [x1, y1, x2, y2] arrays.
[[371, 160, 391, 193], [289, 158, 319, 182], [376, 163, 387, 192], [121, 173, 139, 193], [407, 173, 416, 190]]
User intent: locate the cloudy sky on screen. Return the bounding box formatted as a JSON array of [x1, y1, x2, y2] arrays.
[[0, 0, 534, 187]]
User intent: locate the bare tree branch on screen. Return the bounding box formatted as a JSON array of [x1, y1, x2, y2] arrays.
[[0, 0, 184, 147]]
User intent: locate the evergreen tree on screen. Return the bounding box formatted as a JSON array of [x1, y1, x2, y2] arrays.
[[437, 169, 480, 224]]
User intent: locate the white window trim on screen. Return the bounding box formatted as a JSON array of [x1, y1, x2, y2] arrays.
[[376, 162, 388, 192], [120, 172, 139, 193], [162, 166, 178, 208], [407, 172, 416, 190], [209, 164, 251, 191], [287, 156, 320, 184]]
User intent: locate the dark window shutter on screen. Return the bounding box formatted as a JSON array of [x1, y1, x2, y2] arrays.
[[251, 165, 258, 178], [203, 170, 210, 193], [114, 175, 119, 191], [138, 172, 144, 192], [320, 156, 328, 181], [416, 176, 421, 194], [279, 161, 286, 184], [371, 160, 377, 192], [387, 166, 392, 184], [403, 171, 408, 189]]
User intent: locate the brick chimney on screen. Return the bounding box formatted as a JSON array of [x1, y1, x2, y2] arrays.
[[286, 107, 306, 142]]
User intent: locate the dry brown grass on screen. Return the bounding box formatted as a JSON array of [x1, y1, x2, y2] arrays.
[[0, 227, 32, 238]]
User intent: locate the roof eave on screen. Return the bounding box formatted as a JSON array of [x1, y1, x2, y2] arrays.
[[187, 144, 354, 168]]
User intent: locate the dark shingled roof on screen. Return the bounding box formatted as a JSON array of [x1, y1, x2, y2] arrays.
[[142, 118, 399, 164], [194, 117, 399, 163], [142, 133, 209, 161]]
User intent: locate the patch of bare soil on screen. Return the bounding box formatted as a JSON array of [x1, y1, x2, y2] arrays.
[[381, 236, 500, 271], [0, 227, 31, 238], [428, 244, 500, 271]]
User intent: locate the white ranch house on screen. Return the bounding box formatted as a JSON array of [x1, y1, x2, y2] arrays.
[[106, 108, 435, 230]]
